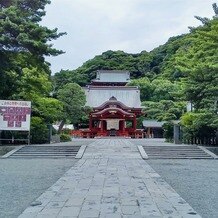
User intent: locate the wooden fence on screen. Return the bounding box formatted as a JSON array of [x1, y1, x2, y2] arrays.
[[183, 136, 218, 146]]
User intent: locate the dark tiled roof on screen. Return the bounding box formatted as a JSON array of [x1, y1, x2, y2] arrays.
[[92, 70, 130, 83], [84, 86, 141, 108], [143, 120, 166, 128]]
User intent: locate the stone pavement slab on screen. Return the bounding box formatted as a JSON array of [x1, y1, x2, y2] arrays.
[[18, 139, 201, 218]]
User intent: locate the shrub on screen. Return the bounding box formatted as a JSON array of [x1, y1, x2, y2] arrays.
[[181, 112, 218, 144], [62, 128, 71, 135], [163, 122, 174, 142], [30, 117, 48, 144], [60, 134, 72, 142]]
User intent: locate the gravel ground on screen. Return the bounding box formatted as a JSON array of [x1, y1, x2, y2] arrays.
[[147, 159, 218, 218], [0, 158, 77, 218]]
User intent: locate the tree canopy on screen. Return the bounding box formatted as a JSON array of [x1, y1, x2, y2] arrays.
[[0, 0, 66, 98], [53, 3, 218, 143], [1, 2, 217, 143], [0, 0, 66, 143]]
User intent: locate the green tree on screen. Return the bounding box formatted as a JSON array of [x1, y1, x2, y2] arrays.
[[0, 1, 66, 144], [127, 77, 153, 101], [11, 67, 63, 123], [57, 83, 86, 132], [53, 69, 88, 92], [142, 100, 186, 121], [161, 4, 218, 110], [181, 112, 218, 143], [0, 0, 65, 98], [30, 116, 49, 144]]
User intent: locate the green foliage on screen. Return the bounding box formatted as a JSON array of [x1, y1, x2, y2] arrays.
[[61, 128, 71, 135], [128, 77, 184, 102], [12, 67, 64, 123], [52, 3, 218, 143], [34, 97, 63, 123], [57, 83, 86, 125], [53, 69, 88, 92], [0, 0, 66, 144], [15, 67, 52, 99], [163, 122, 174, 141], [142, 100, 186, 121], [0, 1, 65, 55], [127, 78, 152, 101], [30, 116, 48, 144], [181, 112, 218, 141], [0, 0, 65, 99], [150, 79, 183, 102], [60, 134, 72, 142], [54, 50, 154, 86], [1, 1, 217, 144], [136, 116, 145, 129]]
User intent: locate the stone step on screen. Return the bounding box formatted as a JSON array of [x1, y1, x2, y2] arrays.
[[15, 151, 79, 154], [142, 146, 213, 159], [9, 156, 75, 159], [9, 146, 81, 158], [12, 153, 77, 156], [146, 156, 213, 159]]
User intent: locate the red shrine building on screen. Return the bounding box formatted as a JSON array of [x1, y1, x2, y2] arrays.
[[81, 70, 144, 138]]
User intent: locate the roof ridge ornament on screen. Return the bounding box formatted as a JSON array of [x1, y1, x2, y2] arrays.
[[109, 96, 117, 101]]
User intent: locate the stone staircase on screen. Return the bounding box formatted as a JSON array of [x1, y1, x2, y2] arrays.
[[142, 145, 214, 159], [9, 146, 81, 158]]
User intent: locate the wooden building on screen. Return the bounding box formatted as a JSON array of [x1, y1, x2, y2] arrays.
[[142, 120, 165, 138], [82, 70, 143, 138]]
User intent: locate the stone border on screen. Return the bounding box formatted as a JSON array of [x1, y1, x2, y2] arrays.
[[137, 145, 148, 159], [1, 145, 25, 158], [198, 146, 218, 159], [75, 145, 87, 159]]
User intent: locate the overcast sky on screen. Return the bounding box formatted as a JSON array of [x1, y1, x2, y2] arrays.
[[41, 0, 216, 74]]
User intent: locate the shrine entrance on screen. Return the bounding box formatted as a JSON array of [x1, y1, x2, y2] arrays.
[[100, 119, 126, 136], [86, 97, 141, 138], [81, 70, 144, 138]]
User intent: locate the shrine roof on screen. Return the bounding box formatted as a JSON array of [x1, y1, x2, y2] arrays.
[[91, 70, 130, 83], [142, 120, 166, 128], [84, 86, 141, 108], [92, 107, 134, 116]]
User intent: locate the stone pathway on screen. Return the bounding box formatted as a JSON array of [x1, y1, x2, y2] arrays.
[[19, 139, 201, 218]]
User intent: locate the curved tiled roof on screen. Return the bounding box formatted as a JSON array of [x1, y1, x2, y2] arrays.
[[92, 107, 134, 116], [92, 70, 130, 83], [84, 86, 141, 108]]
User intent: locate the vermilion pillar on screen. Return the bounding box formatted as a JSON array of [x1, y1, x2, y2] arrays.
[[133, 116, 137, 130], [89, 115, 92, 129]]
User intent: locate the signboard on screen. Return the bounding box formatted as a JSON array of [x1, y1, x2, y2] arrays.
[[106, 119, 119, 130], [0, 100, 31, 131]]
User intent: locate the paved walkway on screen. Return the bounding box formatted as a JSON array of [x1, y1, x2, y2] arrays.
[[19, 139, 201, 218]]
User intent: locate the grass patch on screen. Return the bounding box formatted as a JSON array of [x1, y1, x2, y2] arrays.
[[0, 146, 15, 156]]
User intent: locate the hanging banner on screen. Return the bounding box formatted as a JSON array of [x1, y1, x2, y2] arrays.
[[0, 100, 31, 131]]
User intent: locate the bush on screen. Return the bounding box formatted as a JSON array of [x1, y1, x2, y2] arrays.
[[30, 117, 48, 144], [62, 128, 71, 135], [181, 112, 218, 144], [60, 134, 72, 142], [163, 122, 174, 142]]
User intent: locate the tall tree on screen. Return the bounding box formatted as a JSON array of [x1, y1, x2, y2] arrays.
[[0, 1, 66, 143], [0, 0, 66, 98], [57, 83, 86, 132]]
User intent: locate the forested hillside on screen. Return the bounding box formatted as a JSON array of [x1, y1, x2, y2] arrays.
[[54, 3, 218, 142], [1, 1, 217, 143], [0, 0, 86, 143]]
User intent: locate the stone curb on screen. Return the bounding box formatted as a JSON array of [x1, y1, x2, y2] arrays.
[[1, 145, 25, 158], [137, 145, 148, 159], [198, 146, 218, 159], [75, 145, 87, 159]]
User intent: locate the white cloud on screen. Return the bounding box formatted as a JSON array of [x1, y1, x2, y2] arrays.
[[42, 0, 216, 73]]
